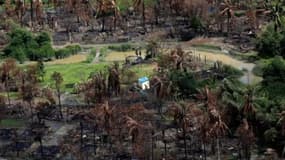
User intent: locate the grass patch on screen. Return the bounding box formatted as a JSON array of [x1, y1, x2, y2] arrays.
[[129, 63, 155, 78], [46, 54, 88, 65], [43, 62, 108, 91], [108, 43, 133, 52], [0, 118, 26, 128], [0, 92, 20, 100], [105, 50, 141, 62]]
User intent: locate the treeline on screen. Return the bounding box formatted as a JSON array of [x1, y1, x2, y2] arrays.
[[3, 27, 81, 63]]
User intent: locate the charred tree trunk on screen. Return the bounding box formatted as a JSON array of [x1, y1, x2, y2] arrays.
[[183, 126, 187, 159], [102, 17, 105, 32], [151, 131, 154, 160], [30, 0, 34, 28], [93, 126, 97, 155], [57, 89, 63, 119], [217, 138, 221, 160], [80, 122, 84, 149], [142, 0, 145, 31], [5, 82, 11, 106]]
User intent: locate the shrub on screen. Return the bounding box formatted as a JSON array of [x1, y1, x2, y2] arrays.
[[84, 48, 97, 63], [222, 64, 243, 77], [4, 28, 55, 62], [261, 56, 285, 99], [256, 24, 284, 58], [169, 71, 198, 98], [55, 45, 82, 59], [108, 44, 132, 52]]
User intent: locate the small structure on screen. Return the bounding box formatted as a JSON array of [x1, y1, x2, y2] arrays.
[[138, 77, 150, 90]]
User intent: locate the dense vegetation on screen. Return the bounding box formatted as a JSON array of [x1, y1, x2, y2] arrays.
[[4, 28, 54, 62], [3, 27, 81, 62]]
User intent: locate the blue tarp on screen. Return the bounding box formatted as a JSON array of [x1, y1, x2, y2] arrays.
[[138, 77, 149, 84]]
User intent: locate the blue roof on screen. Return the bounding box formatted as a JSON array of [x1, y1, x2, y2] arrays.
[[138, 77, 149, 83]]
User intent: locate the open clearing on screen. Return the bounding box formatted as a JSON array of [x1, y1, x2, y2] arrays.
[[46, 54, 88, 65], [44, 63, 107, 88], [104, 50, 146, 62]]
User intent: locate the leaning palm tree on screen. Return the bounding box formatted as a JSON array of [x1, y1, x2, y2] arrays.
[[241, 86, 257, 123], [94, 0, 120, 31], [51, 71, 63, 119], [219, 0, 236, 34], [15, 0, 26, 26], [209, 114, 229, 160], [168, 102, 199, 159], [265, 0, 285, 31], [133, 0, 146, 30], [125, 115, 151, 158], [236, 118, 255, 160]]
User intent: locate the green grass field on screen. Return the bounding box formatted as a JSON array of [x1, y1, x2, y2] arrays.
[[44, 62, 108, 89]]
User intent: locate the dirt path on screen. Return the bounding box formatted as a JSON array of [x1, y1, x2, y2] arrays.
[[27, 121, 76, 153], [92, 50, 101, 63], [190, 50, 262, 84], [43, 122, 75, 146]]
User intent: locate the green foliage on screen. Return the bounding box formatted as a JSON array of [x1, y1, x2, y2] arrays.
[[55, 45, 81, 59], [4, 28, 55, 62], [261, 56, 285, 100], [43, 63, 107, 92], [0, 118, 26, 128], [36, 60, 45, 81], [222, 64, 243, 77], [108, 44, 132, 52], [85, 48, 97, 63], [190, 16, 204, 31], [256, 24, 284, 58], [169, 71, 198, 98], [263, 57, 285, 83]]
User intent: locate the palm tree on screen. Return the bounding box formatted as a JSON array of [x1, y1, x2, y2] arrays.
[[197, 86, 228, 160], [51, 71, 63, 119], [5, 0, 13, 16], [265, 0, 285, 31], [94, 0, 120, 32], [108, 62, 120, 96], [241, 86, 257, 123], [0, 58, 18, 106], [236, 118, 255, 160], [30, 0, 34, 27], [219, 0, 236, 34], [168, 102, 202, 159], [125, 115, 150, 158], [209, 114, 229, 160], [133, 0, 146, 30], [15, 0, 26, 26], [34, 0, 43, 25], [0, 95, 6, 125]]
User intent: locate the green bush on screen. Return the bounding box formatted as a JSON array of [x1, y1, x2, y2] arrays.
[[190, 16, 204, 31], [222, 64, 243, 77], [261, 57, 285, 99], [108, 44, 132, 52], [55, 45, 81, 59], [169, 71, 198, 98], [4, 28, 55, 62], [84, 48, 97, 63], [256, 24, 284, 58]]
